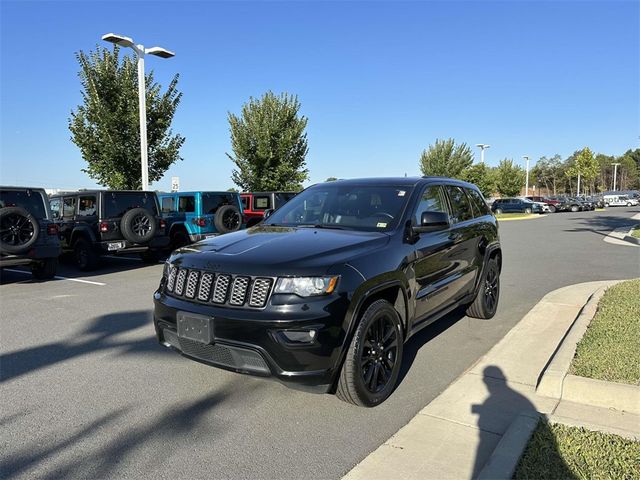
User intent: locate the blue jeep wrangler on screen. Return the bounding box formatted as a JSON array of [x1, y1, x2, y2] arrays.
[[158, 191, 244, 249]]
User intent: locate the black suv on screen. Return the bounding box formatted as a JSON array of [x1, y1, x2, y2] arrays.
[[154, 178, 501, 406], [50, 190, 169, 270], [0, 186, 61, 279]]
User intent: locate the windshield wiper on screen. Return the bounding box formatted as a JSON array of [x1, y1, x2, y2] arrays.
[[297, 224, 347, 230]]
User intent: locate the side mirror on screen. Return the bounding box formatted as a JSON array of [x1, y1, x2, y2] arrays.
[[412, 211, 449, 233], [262, 209, 275, 220]]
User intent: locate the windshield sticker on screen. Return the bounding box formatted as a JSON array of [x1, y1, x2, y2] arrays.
[[397, 190, 406, 197], [376, 222, 387, 228]]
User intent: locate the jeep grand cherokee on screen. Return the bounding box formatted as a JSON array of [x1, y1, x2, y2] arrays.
[[154, 177, 501, 406]]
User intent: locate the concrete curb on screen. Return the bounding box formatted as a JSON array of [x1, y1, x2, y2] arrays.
[[476, 412, 540, 480], [622, 229, 640, 245], [536, 281, 640, 415]]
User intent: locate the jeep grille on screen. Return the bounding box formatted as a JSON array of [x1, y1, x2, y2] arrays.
[[165, 266, 274, 309]]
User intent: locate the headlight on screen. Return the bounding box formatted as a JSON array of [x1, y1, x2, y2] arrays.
[[274, 276, 339, 297]]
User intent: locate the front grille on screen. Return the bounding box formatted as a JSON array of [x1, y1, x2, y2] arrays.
[[164, 266, 273, 309]]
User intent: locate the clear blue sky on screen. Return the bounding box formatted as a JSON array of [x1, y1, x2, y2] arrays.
[[1, 0, 638, 191]]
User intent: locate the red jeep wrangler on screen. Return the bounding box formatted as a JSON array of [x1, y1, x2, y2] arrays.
[[240, 192, 297, 227]]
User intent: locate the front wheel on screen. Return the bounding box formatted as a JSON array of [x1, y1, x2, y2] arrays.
[[336, 299, 404, 407], [466, 257, 500, 319], [495, 208, 503, 215], [73, 238, 99, 271], [570, 205, 579, 212], [627, 202, 632, 207], [524, 208, 532, 214], [548, 205, 556, 213]]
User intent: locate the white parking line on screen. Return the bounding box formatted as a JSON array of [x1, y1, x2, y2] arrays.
[[2, 269, 106, 286]]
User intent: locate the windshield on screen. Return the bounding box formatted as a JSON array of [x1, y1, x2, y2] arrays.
[[0, 189, 47, 219], [104, 192, 158, 218], [264, 184, 412, 231]]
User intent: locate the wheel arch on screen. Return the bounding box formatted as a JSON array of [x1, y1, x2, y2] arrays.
[[70, 226, 96, 246]]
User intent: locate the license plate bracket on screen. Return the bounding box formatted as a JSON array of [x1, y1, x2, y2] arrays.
[[107, 241, 124, 251], [177, 312, 213, 344]]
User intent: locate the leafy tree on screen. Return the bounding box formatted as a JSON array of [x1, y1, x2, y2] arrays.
[[565, 147, 599, 195], [69, 46, 185, 189], [227, 91, 309, 191], [419, 138, 474, 178], [226, 187, 239, 192], [495, 159, 525, 197], [325, 177, 338, 182], [531, 154, 563, 195], [461, 163, 495, 197]]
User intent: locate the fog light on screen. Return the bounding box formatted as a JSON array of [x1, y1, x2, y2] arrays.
[[279, 329, 317, 345]]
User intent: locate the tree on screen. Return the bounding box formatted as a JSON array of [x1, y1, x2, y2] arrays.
[[419, 138, 474, 178], [226, 187, 239, 192], [325, 177, 338, 182], [495, 159, 525, 197], [461, 163, 495, 197], [227, 91, 309, 191], [69, 46, 185, 189], [565, 147, 598, 195]]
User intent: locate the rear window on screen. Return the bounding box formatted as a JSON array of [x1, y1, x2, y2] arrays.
[[444, 186, 474, 223], [202, 193, 237, 214], [253, 196, 271, 210], [161, 197, 174, 213], [103, 192, 158, 218], [0, 189, 47, 219]]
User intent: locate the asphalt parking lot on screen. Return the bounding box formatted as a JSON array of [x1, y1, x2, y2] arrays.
[[2, 207, 639, 480]]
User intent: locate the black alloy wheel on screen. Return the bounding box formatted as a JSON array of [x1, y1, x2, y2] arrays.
[[0, 207, 39, 254], [360, 313, 399, 394], [222, 210, 241, 231], [484, 265, 499, 313], [466, 257, 500, 320], [131, 213, 152, 237]]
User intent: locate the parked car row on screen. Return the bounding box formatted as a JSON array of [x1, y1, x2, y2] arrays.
[[489, 193, 636, 215]]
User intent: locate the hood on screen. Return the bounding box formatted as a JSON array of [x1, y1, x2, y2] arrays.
[[170, 225, 390, 276]]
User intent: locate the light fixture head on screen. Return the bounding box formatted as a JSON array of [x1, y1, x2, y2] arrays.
[[102, 33, 134, 48], [146, 47, 175, 58]]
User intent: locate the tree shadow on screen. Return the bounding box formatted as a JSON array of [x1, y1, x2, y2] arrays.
[[563, 212, 640, 237], [0, 310, 162, 383]]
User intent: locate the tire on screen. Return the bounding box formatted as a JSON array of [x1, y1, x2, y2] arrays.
[[121, 208, 156, 244], [336, 299, 404, 407], [214, 205, 242, 234], [627, 202, 632, 207], [32, 257, 58, 279], [171, 229, 190, 250], [548, 205, 556, 213], [495, 208, 503, 215], [524, 208, 532, 214], [139, 250, 161, 264], [466, 257, 500, 320], [570, 205, 579, 212], [0, 207, 40, 254], [604, 203, 609, 207], [73, 238, 100, 271]]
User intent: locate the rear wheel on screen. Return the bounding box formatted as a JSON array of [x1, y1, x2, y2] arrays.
[[548, 205, 556, 213], [466, 257, 500, 319], [32, 257, 58, 279], [0, 207, 39, 254], [495, 208, 503, 215], [524, 208, 532, 214], [73, 238, 99, 271], [336, 299, 404, 407], [570, 205, 579, 212]]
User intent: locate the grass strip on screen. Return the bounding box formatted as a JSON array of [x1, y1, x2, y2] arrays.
[[515, 420, 640, 480], [570, 279, 640, 385], [631, 225, 640, 238]]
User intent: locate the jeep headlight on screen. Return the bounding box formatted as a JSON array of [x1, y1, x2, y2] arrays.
[[274, 276, 339, 297]]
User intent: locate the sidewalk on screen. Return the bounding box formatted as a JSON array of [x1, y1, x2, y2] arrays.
[[343, 280, 638, 480]]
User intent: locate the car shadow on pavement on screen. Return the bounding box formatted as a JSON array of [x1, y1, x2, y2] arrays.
[[0, 310, 162, 383]]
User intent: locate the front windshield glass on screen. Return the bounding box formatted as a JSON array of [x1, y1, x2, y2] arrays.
[[264, 184, 412, 232]]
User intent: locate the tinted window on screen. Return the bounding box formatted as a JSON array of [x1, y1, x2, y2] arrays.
[[63, 197, 76, 218], [178, 196, 195, 213], [241, 197, 248, 209], [104, 192, 158, 218], [50, 198, 61, 219], [253, 196, 271, 210], [202, 193, 236, 214], [274, 192, 296, 208], [161, 197, 174, 213], [0, 189, 47, 219], [414, 185, 447, 224], [77, 195, 97, 217], [266, 184, 411, 232], [466, 188, 491, 217], [444, 186, 473, 223]]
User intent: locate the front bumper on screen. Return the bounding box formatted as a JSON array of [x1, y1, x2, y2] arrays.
[[153, 290, 350, 393]]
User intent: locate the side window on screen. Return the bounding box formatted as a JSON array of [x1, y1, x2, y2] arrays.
[[161, 197, 174, 213], [50, 198, 61, 219], [444, 186, 473, 223], [62, 197, 76, 218], [253, 196, 271, 210], [414, 185, 447, 225], [77, 195, 97, 217], [241, 197, 248, 209], [466, 189, 491, 217], [178, 196, 195, 213]]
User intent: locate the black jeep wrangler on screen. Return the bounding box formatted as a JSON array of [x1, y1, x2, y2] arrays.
[[0, 186, 61, 279], [50, 190, 169, 270], [154, 177, 501, 406]]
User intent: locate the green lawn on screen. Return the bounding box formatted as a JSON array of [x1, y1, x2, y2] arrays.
[[570, 279, 640, 385], [632, 225, 640, 238], [515, 421, 640, 480]]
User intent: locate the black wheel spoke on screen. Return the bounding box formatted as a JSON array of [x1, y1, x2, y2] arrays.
[[383, 338, 398, 352], [369, 363, 381, 390]]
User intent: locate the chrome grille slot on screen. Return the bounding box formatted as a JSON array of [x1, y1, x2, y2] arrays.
[[185, 270, 200, 299], [229, 277, 250, 306], [174, 268, 187, 296], [166, 265, 177, 292], [212, 275, 231, 304], [198, 273, 214, 301], [249, 278, 273, 308]]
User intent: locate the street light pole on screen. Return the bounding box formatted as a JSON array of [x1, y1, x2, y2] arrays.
[[523, 155, 530, 196], [611, 162, 621, 191], [476, 144, 490, 164], [102, 33, 175, 191]]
